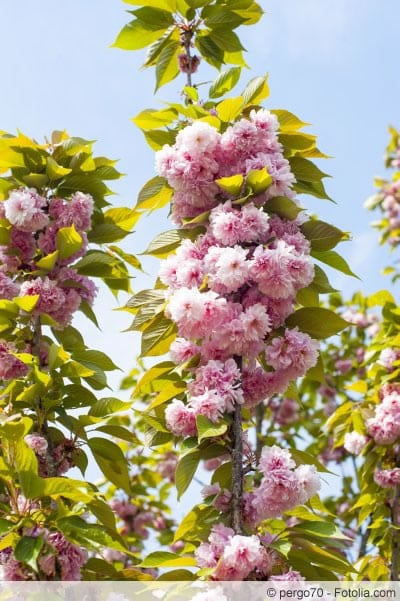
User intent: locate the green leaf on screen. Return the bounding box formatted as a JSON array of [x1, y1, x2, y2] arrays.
[[89, 397, 131, 417], [133, 108, 177, 130], [367, 289, 396, 307], [72, 349, 119, 371], [242, 75, 269, 106], [46, 156, 72, 180], [209, 67, 241, 98], [175, 450, 200, 499], [196, 415, 227, 442], [301, 219, 348, 251], [289, 156, 329, 182], [112, 19, 168, 51], [144, 28, 177, 67], [139, 551, 197, 568], [35, 251, 59, 271], [147, 380, 186, 410], [285, 307, 350, 340], [14, 536, 43, 571], [155, 40, 180, 91], [246, 168, 272, 194], [133, 6, 174, 28], [271, 109, 309, 132], [195, 34, 224, 69], [14, 295, 39, 312], [141, 313, 176, 357], [208, 27, 245, 52], [143, 228, 203, 257], [264, 196, 303, 220], [215, 174, 244, 195], [216, 97, 243, 122], [89, 437, 131, 493], [136, 176, 173, 211], [56, 225, 83, 260], [312, 249, 360, 278], [280, 132, 316, 152]]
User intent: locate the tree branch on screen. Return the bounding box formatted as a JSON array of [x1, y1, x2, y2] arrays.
[[231, 356, 243, 534]]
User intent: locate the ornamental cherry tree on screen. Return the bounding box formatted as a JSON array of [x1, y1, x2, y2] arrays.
[[115, 0, 355, 581], [0, 131, 149, 581]]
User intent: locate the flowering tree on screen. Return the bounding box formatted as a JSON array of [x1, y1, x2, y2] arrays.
[[113, 0, 357, 582], [0, 131, 148, 580]]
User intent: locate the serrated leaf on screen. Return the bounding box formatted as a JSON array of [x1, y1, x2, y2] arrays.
[[14, 536, 43, 571], [209, 67, 241, 99], [242, 75, 269, 106], [155, 40, 180, 91], [271, 109, 309, 132], [136, 176, 173, 212], [46, 157, 72, 180], [215, 174, 244, 195], [139, 551, 197, 568], [14, 295, 39, 312], [246, 168, 272, 194], [286, 307, 350, 340], [35, 251, 59, 271], [196, 415, 227, 442], [89, 437, 131, 493], [56, 225, 83, 260], [216, 97, 243, 122], [175, 450, 200, 499], [264, 196, 303, 220], [312, 250, 360, 279], [112, 19, 168, 51], [301, 219, 348, 251]]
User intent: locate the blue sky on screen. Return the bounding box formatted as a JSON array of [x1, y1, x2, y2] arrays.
[[1, 0, 400, 387]]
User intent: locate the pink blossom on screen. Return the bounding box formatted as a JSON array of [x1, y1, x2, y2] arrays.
[[271, 397, 299, 425], [205, 245, 249, 294], [49, 192, 93, 231], [367, 391, 400, 445], [4, 188, 49, 232], [335, 359, 353, 374], [0, 272, 20, 299], [56, 267, 97, 306], [20, 276, 66, 317], [265, 328, 319, 377], [167, 287, 228, 340], [165, 399, 197, 437], [110, 499, 138, 519], [47, 532, 87, 580], [10, 228, 36, 262], [25, 434, 48, 457], [374, 468, 400, 488], [190, 390, 227, 422], [259, 445, 295, 474], [0, 340, 29, 380], [343, 432, 368, 455], [270, 570, 305, 581], [170, 338, 199, 364]]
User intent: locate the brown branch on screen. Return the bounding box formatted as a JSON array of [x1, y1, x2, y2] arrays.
[[231, 356, 243, 534], [255, 402, 264, 462]]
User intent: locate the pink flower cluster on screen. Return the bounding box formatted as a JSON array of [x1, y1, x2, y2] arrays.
[[0, 340, 29, 380], [195, 523, 273, 580], [244, 446, 320, 525], [110, 498, 160, 539], [0, 186, 96, 330], [343, 432, 368, 455], [156, 112, 294, 225], [375, 179, 400, 246], [157, 116, 319, 437], [367, 386, 400, 445], [374, 468, 400, 488], [24, 433, 79, 477], [0, 531, 87, 581]]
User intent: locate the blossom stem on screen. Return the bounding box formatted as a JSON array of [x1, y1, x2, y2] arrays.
[[231, 356, 243, 534]]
